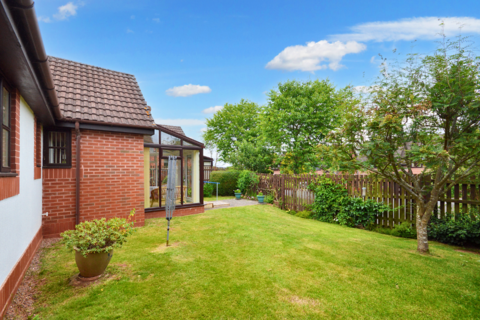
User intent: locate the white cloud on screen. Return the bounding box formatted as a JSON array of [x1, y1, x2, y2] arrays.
[[154, 118, 205, 126], [354, 85, 379, 93], [265, 40, 366, 72], [370, 56, 376, 64], [201, 127, 207, 132], [38, 16, 52, 23], [127, 29, 134, 34], [331, 17, 480, 42], [202, 106, 223, 114], [153, 18, 160, 23], [165, 84, 212, 97], [53, 2, 78, 20]]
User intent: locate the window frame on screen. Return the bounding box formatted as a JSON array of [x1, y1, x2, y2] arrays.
[[144, 127, 204, 211], [0, 77, 12, 172], [43, 127, 72, 168]]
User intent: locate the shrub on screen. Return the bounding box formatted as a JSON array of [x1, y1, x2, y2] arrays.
[[374, 222, 417, 239], [237, 170, 259, 197], [61, 209, 136, 257], [265, 195, 274, 204], [308, 178, 349, 223], [210, 170, 241, 196], [308, 178, 388, 228], [204, 183, 214, 197], [339, 197, 388, 229], [296, 210, 312, 219], [428, 213, 480, 247]]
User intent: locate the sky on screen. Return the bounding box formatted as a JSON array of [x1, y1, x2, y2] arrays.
[[35, 0, 480, 148]]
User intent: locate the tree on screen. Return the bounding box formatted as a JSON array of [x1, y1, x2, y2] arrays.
[[203, 99, 260, 164], [229, 140, 275, 173], [324, 36, 480, 253], [262, 80, 348, 174]]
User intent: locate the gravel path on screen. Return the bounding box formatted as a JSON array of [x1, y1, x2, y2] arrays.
[[206, 198, 260, 210]]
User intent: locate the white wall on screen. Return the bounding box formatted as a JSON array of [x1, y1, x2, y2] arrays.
[[0, 97, 42, 287]]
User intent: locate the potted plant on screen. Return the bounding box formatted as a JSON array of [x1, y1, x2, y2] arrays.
[[61, 209, 136, 279], [257, 191, 265, 204], [234, 189, 242, 200]]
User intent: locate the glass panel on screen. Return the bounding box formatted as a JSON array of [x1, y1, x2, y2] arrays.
[[145, 148, 160, 208], [2, 87, 9, 127], [2, 129, 9, 167], [183, 141, 196, 146], [161, 158, 182, 206], [204, 161, 212, 166], [144, 130, 159, 144], [162, 149, 180, 157], [183, 149, 200, 204], [47, 131, 68, 164], [161, 131, 181, 145]]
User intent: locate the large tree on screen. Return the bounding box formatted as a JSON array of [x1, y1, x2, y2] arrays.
[[229, 140, 275, 173], [203, 99, 261, 164], [325, 37, 480, 253], [262, 79, 348, 173]]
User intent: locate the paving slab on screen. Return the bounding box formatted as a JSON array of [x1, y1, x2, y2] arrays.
[[206, 198, 259, 210]]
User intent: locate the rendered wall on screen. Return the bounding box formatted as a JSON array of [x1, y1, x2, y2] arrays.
[[0, 97, 43, 290]]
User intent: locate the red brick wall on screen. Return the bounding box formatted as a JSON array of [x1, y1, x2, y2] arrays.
[[42, 129, 145, 237], [0, 88, 20, 201], [145, 205, 204, 219], [33, 119, 41, 180]]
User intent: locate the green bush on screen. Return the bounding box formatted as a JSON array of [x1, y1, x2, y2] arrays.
[[203, 183, 214, 197], [374, 222, 417, 239], [61, 209, 136, 257], [296, 210, 312, 219], [308, 178, 388, 229], [265, 195, 274, 204], [428, 213, 480, 246], [210, 170, 241, 196], [237, 170, 259, 197]]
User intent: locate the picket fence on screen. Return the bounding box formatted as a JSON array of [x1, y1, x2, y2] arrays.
[[257, 173, 480, 227]]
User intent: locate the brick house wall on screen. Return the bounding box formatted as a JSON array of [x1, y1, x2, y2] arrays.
[[42, 129, 146, 237]]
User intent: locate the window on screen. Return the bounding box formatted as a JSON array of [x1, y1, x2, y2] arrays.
[[1, 81, 11, 172], [43, 128, 72, 167]]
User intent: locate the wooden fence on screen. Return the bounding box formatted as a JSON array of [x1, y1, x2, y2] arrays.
[[204, 166, 227, 181], [257, 173, 480, 228]]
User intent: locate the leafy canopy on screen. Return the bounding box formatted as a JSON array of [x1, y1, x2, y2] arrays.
[[262, 79, 349, 174], [203, 99, 261, 164]]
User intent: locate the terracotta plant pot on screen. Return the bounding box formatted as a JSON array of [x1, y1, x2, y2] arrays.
[[75, 250, 113, 278]]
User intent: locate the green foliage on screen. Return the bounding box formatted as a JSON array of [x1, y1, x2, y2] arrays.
[[257, 191, 263, 196], [61, 209, 136, 257], [374, 222, 417, 239], [237, 170, 260, 197], [203, 99, 261, 163], [262, 79, 349, 174], [210, 170, 241, 196], [339, 198, 388, 228], [265, 195, 274, 204], [296, 210, 312, 219], [230, 140, 274, 173], [234, 189, 241, 194], [428, 213, 480, 246], [203, 183, 214, 197], [308, 178, 388, 228]]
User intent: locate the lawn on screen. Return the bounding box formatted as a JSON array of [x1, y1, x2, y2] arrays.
[[203, 195, 235, 202], [35, 206, 480, 319]]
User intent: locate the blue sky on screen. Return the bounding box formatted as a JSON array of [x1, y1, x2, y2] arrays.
[[36, 0, 480, 145]]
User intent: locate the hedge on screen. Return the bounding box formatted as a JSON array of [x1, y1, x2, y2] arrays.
[[209, 170, 241, 196]]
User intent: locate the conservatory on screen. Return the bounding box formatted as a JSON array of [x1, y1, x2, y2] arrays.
[[144, 125, 204, 212]]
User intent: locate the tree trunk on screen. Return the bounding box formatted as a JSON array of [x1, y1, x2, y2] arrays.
[[416, 216, 429, 254]]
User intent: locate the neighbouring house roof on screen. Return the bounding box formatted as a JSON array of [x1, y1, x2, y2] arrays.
[[48, 56, 155, 128], [158, 124, 185, 136]]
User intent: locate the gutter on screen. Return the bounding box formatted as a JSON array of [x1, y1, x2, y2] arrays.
[[8, 0, 62, 119], [75, 121, 81, 225]]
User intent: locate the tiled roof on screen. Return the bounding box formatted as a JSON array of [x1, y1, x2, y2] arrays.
[[48, 56, 155, 128], [158, 124, 185, 136]]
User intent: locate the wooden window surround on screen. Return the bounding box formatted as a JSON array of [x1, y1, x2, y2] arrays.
[[0, 78, 12, 173], [43, 127, 72, 168]]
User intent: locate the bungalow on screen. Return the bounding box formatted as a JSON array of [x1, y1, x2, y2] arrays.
[[0, 0, 204, 316]]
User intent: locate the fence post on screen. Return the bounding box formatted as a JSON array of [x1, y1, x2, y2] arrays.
[[281, 175, 285, 210]]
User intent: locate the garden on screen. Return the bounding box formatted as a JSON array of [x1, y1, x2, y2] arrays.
[[25, 206, 480, 319]]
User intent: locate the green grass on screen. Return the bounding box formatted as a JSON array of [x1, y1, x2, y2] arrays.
[[203, 195, 234, 202], [36, 206, 480, 319]]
